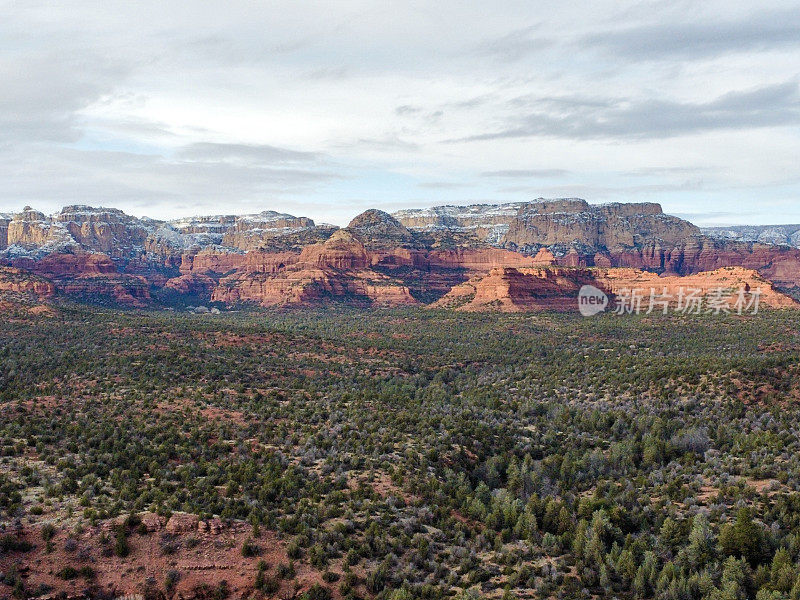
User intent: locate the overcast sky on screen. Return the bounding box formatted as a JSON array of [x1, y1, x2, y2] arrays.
[[2, 1, 799, 226]]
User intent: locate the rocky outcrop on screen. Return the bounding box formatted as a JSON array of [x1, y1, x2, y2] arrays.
[[221, 211, 316, 250], [178, 249, 250, 275], [166, 512, 200, 534], [140, 512, 163, 532], [427, 248, 540, 271], [161, 211, 319, 253], [170, 214, 236, 235], [53, 205, 154, 257], [6, 252, 150, 307], [198, 517, 225, 535], [594, 266, 797, 309], [587, 238, 800, 289], [504, 200, 699, 250], [0, 267, 55, 298], [436, 265, 797, 313], [6, 206, 156, 260], [434, 266, 607, 312], [394, 202, 525, 244], [15, 252, 119, 277], [393, 199, 699, 251], [212, 266, 417, 307], [346, 209, 418, 249], [7, 207, 70, 249], [0, 213, 11, 249], [1, 200, 799, 309], [212, 231, 417, 307], [299, 230, 370, 270]]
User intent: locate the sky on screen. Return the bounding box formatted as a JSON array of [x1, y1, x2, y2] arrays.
[[2, 0, 799, 226]]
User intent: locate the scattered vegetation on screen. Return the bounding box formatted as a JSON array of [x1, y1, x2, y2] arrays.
[[1, 304, 800, 599]]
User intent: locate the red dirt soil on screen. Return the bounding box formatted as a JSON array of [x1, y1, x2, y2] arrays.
[[0, 516, 347, 600]]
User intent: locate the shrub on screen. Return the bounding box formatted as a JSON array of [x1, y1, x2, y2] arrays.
[[241, 538, 260, 557], [165, 570, 181, 592], [41, 523, 56, 541], [114, 525, 130, 558], [301, 584, 332, 600]]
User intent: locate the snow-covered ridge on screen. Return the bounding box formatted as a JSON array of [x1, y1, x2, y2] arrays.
[[0, 205, 324, 257], [393, 199, 663, 225], [170, 210, 313, 232], [393, 202, 526, 221], [702, 225, 800, 248]]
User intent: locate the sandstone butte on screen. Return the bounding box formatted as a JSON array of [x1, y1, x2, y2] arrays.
[[0, 267, 58, 316], [2, 202, 800, 310], [0, 267, 55, 298], [9, 253, 151, 307], [210, 230, 418, 307], [434, 266, 797, 312]]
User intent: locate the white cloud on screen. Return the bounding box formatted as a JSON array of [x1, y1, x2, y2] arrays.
[[1, 0, 799, 225]]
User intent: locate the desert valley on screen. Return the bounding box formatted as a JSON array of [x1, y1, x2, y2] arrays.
[[2, 199, 800, 600], [4, 1, 800, 599]]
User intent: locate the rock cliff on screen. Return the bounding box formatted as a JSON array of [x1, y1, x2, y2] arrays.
[[436, 265, 797, 312], [0, 213, 12, 249], [594, 266, 796, 309], [212, 228, 417, 307], [1, 201, 799, 309], [703, 225, 800, 248], [0, 267, 55, 298], [434, 266, 605, 312], [393, 199, 699, 251]]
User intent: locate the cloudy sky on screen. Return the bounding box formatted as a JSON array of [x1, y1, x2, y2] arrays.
[[2, 0, 799, 225]]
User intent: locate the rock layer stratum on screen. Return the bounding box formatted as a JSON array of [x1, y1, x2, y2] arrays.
[[1, 200, 798, 311]]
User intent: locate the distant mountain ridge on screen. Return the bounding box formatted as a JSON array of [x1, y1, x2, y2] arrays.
[[395, 198, 700, 253], [5, 200, 799, 259], [1, 199, 800, 309], [702, 225, 800, 248]]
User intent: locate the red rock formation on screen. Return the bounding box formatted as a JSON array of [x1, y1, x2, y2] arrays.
[[211, 266, 415, 307], [15, 252, 119, 277], [299, 230, 370, 270], [427, 248, 538, 270], [0, 267, 55, 298], [166, 512, 200, 534], [594, 266, 796, 309], [212, 232, 417, 307], [163, 273, 218, 296], [588, 239, 800, 289], [434, 266, 605, 312], [531, 247, 556, 265], [179, 250, 250, 274], [370, 248, 429, 269], [435, 266, 797, 313], [2, 202, 797, 310], [5, 252, 150, 307]]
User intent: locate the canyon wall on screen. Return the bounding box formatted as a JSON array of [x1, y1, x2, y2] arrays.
[[1, 201, 798, 310]]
